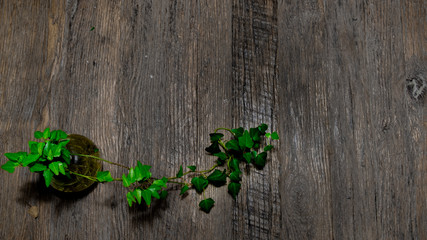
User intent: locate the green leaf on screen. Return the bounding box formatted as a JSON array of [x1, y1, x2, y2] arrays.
[[138, 164, 152, 180], [132, 188, 142, 204], [30, 163, 47, 172], [209, 133, 224, 142], [271, 132, 279, 140], [265, 133, 271, 138], [37, 142, 45, 155], [231, 127, 244, 137], [214, 152, 227, 165], [180, 185, 189, 195], [126, 192, 135, 207], [243, 152, 252, 163], [47, 149, 54, 161], [43, 127, 50, 139], [207, 169, 227, 186], [229, 171, 241, 182], [176, 165, 183, 178], [191, 176, 208, 193], [258, 123, 268, 134], [225, 139, 240, 151], [147, 186, 161, 199], [228, 182, 241, 199], [199, 198, 215, 213], [152, 178, 167, 188], [57, 162, 66, 175], [49, 162, 60, 175], [254, 152, 267, 168], [250, 127, 261, 142], [128, 168, 136, 183], [205, 142, 221, 154], [50, 130, 59, 141], [29, 141, 39, 154], [22, 154, 40, 167], [34, 131, 43, 139], [58, 139, 70, 149], [229, 158, 241, 172], [159, 190, 168, 199], [187, 165, 196, 172], [1, 160, 19, 173], [43, 169, 54, 187], [52, 144, 62, 157], [122, 174, 131, 187], [4, 152, 26, 163], [96, 171, 114, 182], [50, 130, 67, 141], [61, 149, 71, 165], [253, 143, 260, 149], [239, 130, 254, 149], [264, 145, 274, 151], [142, 190, 152, 207]]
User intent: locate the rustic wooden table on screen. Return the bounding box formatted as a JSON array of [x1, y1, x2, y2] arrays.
[[0, 1, 426, 239]]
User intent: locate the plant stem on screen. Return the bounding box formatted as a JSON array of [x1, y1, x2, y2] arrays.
[[74, 153, 130, 170], [214, 127, 235, 137], [167, 164, 219, 180], [69, 171, 98, 182]]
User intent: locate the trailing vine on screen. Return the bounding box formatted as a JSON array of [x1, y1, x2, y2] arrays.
[[2, 125, 279, 213]]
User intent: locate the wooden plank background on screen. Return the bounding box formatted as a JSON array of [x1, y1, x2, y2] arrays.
[[0, 0, 425, 239]]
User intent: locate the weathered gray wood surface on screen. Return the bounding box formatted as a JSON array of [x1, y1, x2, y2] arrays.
[[0, 0, 425, 239]]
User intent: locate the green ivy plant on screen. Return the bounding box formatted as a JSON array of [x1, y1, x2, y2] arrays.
[[2, 124, 279, 213]]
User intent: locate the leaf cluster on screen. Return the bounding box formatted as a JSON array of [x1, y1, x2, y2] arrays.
[[1, 128, 71, 187], [199, 124, 279, 212]]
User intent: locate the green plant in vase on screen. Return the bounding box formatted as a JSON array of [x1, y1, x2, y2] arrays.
[[2, 124, 279, 213]]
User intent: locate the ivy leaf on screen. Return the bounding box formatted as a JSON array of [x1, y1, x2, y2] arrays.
[[135, 162, 151, 181], [207, 169, 227, 186], [271, 132, 279, 140], [199, 198, 215, 213], [132, 189, 142, 204], [22, 154, 40, 167], [229, 171, 241, 182], [34, 131, 43, 139], [209, 133, 224, 142], [187, 165, 196, 172], [152, 178, 168, 188], [225, 139, 240, 151], [243, 152, 252, 163], [50, 130, 67, 141], [43, 127, 50, 139], [254, 152, 267, 168], [126, 192, 135, 207], [57, 162, 66, 175], [191, 176, 208, 193], [49, 162, 60, 175], [159, 190, 168, 199], [142, 190, 152, 207], [231, 127, 244, 138], [214, 152, 227, 165], [29, 163, 47, 172], [1, 160, 19, 173], [58, 139, 70, 149], [147, 186, 160, 199], [47, 149, 54, 161], [180, 185, 189, 195], [253, 142, 260, 149], [43, 169, 54, 187], [61, 149, 71, 165], [122, 174, 131, 187], [128, 167, 136, 183], [229, 158, 241, 173], [228, 182, 241, 199], [97, 171, 114, 182], [4, 152, 26, 163], [258, 123, 268, 134], [53, 144, 62, 157], [29, 141, 39, 154], [176, 165, 183, 178], [264, 145, 274, 151], [205, 142, 221, 154], [250, 128, 261, 142], [239, 130, 254, 149]]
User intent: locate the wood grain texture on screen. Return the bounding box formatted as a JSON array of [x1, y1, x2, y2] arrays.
[[0, 0, 426, 239]]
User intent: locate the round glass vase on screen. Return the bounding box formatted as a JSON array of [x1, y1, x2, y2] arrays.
[[50, 134, 102, 192]]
